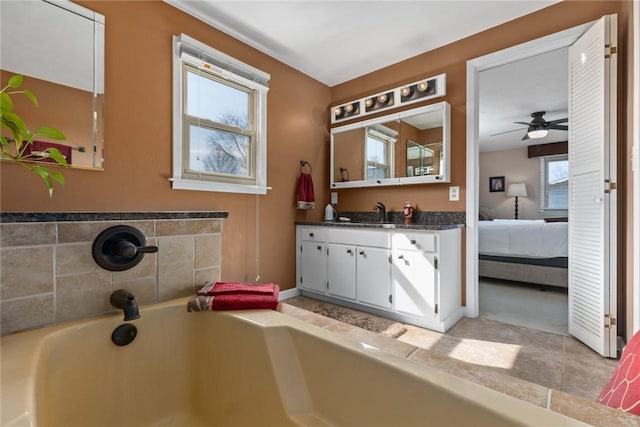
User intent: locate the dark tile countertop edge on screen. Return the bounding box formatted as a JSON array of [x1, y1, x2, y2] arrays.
[[0, 211, 229, 223], [296, 210, 466, 231], [295, 221, 464, 231]]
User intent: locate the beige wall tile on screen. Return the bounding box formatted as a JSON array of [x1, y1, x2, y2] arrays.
[[0, 223, 57, 247], [56, 270, 111, 322], [195, 267, 221, 288], [110, 276, 157, 306], [58, 221, 154, 243], [56, 243, 103, 276], [158, 261, 194, 301], [156, 219, 221, 236], [158, 236, 194, 265], [195, 234, 221, 269], [1, 246, 54, 299], [1, 294, 54, 335]]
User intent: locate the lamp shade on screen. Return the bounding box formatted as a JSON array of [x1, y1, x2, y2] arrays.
[[507, 183, 528, 197]]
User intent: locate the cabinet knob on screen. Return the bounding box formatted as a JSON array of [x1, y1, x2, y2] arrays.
[[398, 254, 405, 260], [309, 233, 314, 237], [410, 239, 417, 245], [359, 250, 365, 255], [346, 249, 353, 254], [317, 245, 322, 251]]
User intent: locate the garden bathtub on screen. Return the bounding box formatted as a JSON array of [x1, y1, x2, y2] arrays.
[[1, 298, 588, 426]]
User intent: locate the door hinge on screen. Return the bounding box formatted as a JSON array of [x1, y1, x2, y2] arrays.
[[388, 254, 392, 264], [326, 281, 329, 289], [300, 244, 303, 253], [435, 303, 438, 314], [605, 45, 617, 58], [388, 294, 393, 304], [300, 276, 303, 284], [605, 314, 617, 328], [604, 179, 617, 193], [434, 257, 438, 270]]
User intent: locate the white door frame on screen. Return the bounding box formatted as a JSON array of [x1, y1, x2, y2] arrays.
[[465, 23, 592, 318]]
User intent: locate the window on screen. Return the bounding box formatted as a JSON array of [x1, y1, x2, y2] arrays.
[[365, 125, 395, 180], [172, 34, 270, 194], [539, 154, 569, 215]]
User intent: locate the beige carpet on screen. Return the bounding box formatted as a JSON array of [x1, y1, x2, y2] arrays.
[[284, 296, 408, 338], [479, 278, 569, 336]]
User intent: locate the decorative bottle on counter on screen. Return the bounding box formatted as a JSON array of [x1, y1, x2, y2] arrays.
[[403, 202, 414, 225]]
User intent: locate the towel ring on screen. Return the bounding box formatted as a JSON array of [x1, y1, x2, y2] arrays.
[[300, 160, 312, 173]]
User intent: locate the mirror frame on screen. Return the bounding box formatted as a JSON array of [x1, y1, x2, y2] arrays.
[[330, 101, 450, 188]]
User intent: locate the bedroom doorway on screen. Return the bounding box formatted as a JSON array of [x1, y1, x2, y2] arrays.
[[466, 16, 618, 357]]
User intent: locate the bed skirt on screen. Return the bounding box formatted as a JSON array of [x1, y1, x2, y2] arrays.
[[478, 255, 568, 289]]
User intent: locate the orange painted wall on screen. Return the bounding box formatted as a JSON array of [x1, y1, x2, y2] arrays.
[[0, 1, 331, 290]]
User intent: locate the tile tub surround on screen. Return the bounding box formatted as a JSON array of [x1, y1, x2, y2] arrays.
[[0, 212, 227, 335]]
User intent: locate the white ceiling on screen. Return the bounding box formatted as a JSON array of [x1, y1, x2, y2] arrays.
[[165, 0, 568, 152]]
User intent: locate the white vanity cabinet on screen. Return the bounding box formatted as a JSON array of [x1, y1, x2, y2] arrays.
[[298, 227, 327, 294], [326, 228, 391, 309], [296, 224, 462, 333], [391, 229, 462, 332]]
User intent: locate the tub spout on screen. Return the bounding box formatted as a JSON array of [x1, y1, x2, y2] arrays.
[[110, 289, 140, 321]]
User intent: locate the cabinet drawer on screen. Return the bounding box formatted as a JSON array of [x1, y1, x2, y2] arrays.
[[327, 228, 390, 248], [299, 227, 325, 241], [392, 232, 436, 252]]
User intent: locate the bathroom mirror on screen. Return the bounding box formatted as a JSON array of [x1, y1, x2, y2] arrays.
[[0, 0, 105, 170], [330, 101, 450, 188]]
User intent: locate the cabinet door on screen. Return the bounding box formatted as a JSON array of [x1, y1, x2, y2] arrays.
[[300, 241, 326, 293], [357, 247, 391, 309], [327, 243, 356, 300], [392, 250, 437, 317]]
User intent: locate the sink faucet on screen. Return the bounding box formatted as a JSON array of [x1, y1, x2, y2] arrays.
[[374, 202, 387, 223], [110, 289, 140, 321]]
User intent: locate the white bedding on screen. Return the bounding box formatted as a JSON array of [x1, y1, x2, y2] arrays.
[[478, 219, 568, 258]]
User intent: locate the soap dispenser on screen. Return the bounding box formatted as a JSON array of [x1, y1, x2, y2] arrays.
[[325, 204, 337, 221]]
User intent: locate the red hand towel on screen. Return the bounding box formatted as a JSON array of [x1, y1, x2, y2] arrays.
[[196, 281, 276, 296], [24, 140, 72, 165], [296, 172, 315, 209], [187, 285, 280, 311]]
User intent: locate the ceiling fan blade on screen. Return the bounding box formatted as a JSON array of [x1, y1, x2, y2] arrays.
[[513, 121, 531, 126], [490, 127, 527, 137], [521, 133, 530, 141], [548, 124, 569, 131], [547, 118, 568, 125]]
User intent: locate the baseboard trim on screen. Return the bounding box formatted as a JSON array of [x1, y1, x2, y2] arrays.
[[279, 287, 300, 301]]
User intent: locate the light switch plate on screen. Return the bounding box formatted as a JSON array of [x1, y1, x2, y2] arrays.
[[449, 186, 459, 201], [331, 192, 338, 204]]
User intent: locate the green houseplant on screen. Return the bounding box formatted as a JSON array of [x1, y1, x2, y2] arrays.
[[1, 74, 68, 196]]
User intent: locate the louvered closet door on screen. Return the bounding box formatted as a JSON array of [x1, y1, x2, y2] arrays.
[[568, 15, 617, 357]]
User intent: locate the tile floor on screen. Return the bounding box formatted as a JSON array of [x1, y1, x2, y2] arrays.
[[279, 297, 634, 426]]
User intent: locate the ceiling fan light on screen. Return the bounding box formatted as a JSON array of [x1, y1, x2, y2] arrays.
[[527, 129, 548, 139]]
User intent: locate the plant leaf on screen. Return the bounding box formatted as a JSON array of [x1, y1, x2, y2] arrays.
[[22, 89, 38, 106], [0, 92, 14, 114], [31, 165, 54, 197], [8, 75, 23, 88], [34, 126, 66, 141], [50, 170, 65, 184], [46, 147, 68, 167]]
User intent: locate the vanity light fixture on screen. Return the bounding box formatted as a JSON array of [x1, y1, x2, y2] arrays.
[[330, 73, 446, 124]]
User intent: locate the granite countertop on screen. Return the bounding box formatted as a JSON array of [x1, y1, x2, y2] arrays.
[[296, 211, 465, 231], [295, 221, 464, 231]]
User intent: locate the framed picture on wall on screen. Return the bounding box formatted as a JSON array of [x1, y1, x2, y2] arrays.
[[490, 176, 505, 192]]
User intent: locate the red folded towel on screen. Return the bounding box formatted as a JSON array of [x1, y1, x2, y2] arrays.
[[197, 281, 276, 296], [188, 285, 280, 311]]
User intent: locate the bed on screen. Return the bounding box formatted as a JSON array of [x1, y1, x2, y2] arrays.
[[478, 219, 568, 288]]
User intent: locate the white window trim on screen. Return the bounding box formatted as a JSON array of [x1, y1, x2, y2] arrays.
[[539, 154, 569, 215], [171, 34, 270, 194]]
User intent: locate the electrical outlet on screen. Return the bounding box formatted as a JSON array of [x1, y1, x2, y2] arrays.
[[449, 186, 460, 201], [331, 192, 338, 204]]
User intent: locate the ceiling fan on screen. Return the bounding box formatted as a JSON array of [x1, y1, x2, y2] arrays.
[[492, 111, 569, 140]]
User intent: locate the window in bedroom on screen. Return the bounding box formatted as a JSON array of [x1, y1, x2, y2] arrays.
[[171, 34, 270, 194], [539, 154, 568, 215], [365, 125, 395, 180]]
